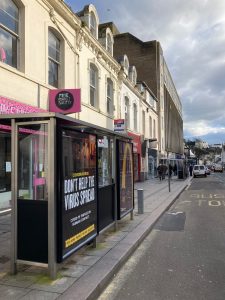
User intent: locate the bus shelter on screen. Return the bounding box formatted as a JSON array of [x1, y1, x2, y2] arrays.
[[0, 113, 134, 278]]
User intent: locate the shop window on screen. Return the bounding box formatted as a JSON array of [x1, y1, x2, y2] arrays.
[[0, 0, 19, 68], [0, 131, 11, 195], [48, 29, 60, 88], [90, 63, 98, 108], [133, 103, 137, 131], [107, 78, 113, 115], [98, 136, 113, 187]]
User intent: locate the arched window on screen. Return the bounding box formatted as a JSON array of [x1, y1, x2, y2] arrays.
[[132, 68, 137, 85], [48, 30, 60, 87], [129, 66, 137, 85], [124, 57, 129, 75], [107, 78, 113, 115], [106, 33, 112, 55], [0, 0, 19, 68], [125, 96, 130, 128], [90, 63, 98, 108], [133, 103, 137, 131], [90, 11, 97, 38]]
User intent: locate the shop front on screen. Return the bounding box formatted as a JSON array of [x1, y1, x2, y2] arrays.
[[0, 112, 134, 278], [127, 132, 141, 182], [0, 96, 46, 214]]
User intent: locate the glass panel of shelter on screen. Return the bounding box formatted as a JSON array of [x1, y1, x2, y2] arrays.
[[18, 124, 48, 201]]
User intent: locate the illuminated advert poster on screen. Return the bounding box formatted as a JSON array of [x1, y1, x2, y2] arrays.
[[117, 141, 134, 219], [58, 129, 97, 261]]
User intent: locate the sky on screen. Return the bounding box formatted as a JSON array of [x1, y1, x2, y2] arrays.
[[66, 0, 225, 145]]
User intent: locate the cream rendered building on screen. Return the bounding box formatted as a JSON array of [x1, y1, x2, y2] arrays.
[[0, 0, 160, 213], [0, 1, 120, 127], [0, 0, 121, 211], [116, 54, 158, 181]]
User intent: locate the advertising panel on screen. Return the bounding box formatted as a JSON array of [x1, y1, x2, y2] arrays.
[[49, 89, 81, 114], [59, 129, 97, 261], [0, 95, 46, 114], [114, 119, 125, 133], [117, 140, 134, 219]]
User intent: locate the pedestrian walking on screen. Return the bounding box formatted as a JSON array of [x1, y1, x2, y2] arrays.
[[157, 164, 163, 181], [189, 164, 193, 176], [169, 164, 173, 178], [173, 163, 177, 176]]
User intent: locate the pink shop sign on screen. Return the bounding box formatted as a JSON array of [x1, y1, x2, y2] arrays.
[[49, 89, 81, 114], [0, 96, 46, 114]]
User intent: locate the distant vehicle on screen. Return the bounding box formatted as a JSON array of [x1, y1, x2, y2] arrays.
[[205, 167, 211, 175], [193, 165, 207, 178], [214, 164, 223, 173]]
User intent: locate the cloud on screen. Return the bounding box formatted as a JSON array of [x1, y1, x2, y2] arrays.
[[68, 0, 225, 143]]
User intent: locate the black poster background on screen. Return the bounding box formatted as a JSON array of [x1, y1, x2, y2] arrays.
[[117, 141, 134, 219], [59, 129, 97, 261]]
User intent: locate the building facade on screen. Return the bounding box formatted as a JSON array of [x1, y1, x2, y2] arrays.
[[0, 1, 182, 213], [112, 33, 183, 160]]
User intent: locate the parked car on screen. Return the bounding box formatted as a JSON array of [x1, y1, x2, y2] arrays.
[[193, 165, 207, 178], [214, 164, 223, 173]]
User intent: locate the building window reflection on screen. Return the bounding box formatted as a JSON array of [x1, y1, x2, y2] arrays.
[[48, 29, 60, 88], [0, 0, 19, 68], [98, 136, 113, 187]]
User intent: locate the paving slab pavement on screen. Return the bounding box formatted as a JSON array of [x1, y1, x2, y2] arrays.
[[0, 176, 192, 300]]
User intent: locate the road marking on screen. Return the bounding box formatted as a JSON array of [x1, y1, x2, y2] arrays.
[[198, 199, 225, 207], [208, 200, 221, 206], [191, 194, 225, 199]]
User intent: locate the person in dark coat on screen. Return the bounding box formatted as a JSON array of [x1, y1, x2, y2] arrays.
[[189, 164, 193, 176], [157, 164, 163, 181], [169, 164, 173, 178], [173, 163, 177, 176]]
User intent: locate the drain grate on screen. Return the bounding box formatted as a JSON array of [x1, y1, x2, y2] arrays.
[[0, 255, 10, 264]]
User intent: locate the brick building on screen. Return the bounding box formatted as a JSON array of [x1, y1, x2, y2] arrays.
[[107, 28, 183, 159]]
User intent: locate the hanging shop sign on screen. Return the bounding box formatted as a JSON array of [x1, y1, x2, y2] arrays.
[[0, 95, 46, 114], [116, 140, 134, 219], [58, 129, 97, 262], [114, 119, 125, 133], [49, 89, 81, 114]]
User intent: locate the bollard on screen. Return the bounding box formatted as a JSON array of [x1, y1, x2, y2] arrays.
[[137, 189, 144, 214]]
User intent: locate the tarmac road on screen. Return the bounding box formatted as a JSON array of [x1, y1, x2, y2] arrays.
[[98, 172, 225, 300]]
